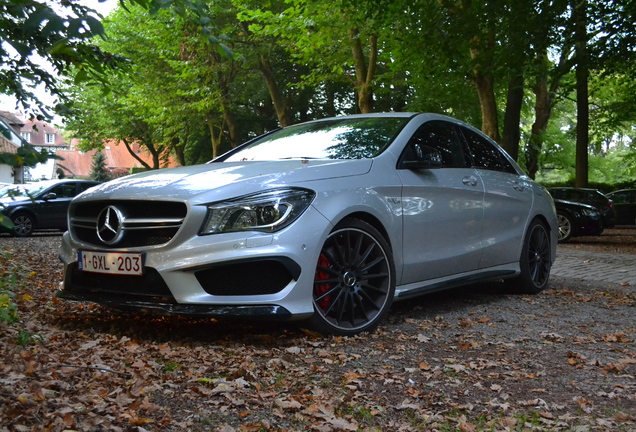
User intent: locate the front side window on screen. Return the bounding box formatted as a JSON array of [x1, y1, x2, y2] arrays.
[[51, 184, 77, 198], [221, 117, 409, 162]]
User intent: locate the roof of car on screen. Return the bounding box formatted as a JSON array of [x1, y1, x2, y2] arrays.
[[549, 187, 598, 191]]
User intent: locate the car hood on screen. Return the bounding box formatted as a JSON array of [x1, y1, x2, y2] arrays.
[[79, 159, 373, 203], [0, 196, 31, 206]]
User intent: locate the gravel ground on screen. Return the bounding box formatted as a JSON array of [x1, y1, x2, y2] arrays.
[[1, 230, 635, 431]]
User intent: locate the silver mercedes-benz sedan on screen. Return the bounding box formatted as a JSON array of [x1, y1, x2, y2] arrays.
[[57, 113, 558, 335]]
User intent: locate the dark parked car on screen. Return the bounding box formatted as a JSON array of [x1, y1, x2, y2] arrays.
[[554, 199, 603, 242], [0, 179, 100, 237], [548, 187, 616, 228], [606, 189, 636, 225]]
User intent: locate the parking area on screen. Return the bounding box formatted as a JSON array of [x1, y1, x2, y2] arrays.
[[552, 226, 636, 286], [552, 248, 636, 285]]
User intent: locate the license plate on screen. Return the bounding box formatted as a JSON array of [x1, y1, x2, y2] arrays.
[[78, 251, 144, 276]]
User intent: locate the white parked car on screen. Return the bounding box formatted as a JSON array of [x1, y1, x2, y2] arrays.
[[57, 113, 558, 335]]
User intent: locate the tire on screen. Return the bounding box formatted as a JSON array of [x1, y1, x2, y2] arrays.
[[505, 219, 552, 294], [308, 218, 396, 336], [556, 212, 573, 243], [11, 213, 35, 237]]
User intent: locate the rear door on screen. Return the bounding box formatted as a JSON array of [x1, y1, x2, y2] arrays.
[[458, 126, 533, 268], [397, 120, 484, 283]]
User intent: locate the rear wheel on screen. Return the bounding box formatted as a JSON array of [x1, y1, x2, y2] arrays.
[[309, 219, 395, 336], [11, 213, 35, 237], [505, 220, 551, 294]]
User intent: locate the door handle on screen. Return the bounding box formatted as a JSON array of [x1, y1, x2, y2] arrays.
[[462, 176, 478, 187]]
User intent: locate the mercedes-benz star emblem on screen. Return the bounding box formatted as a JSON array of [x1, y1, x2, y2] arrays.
[[97, 205, 125, 245]]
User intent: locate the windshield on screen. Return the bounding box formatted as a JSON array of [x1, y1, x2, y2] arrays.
[[222, 117, 409, 162]]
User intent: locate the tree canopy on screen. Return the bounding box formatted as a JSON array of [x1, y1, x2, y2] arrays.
[[3, 0, 636, 186]]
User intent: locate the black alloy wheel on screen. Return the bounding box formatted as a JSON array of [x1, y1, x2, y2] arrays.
[[506, 219, 552, 294], [310, 219, 395, 336]]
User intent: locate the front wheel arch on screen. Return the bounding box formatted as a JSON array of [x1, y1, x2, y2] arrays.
[[307, 217, 396, 336]]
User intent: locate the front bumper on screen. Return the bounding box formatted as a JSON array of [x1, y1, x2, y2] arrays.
[[57, 205, 331, 319], [55, 287, 293, 318]]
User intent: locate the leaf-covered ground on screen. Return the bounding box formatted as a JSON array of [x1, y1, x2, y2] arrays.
[[1, 229, 635, 432]]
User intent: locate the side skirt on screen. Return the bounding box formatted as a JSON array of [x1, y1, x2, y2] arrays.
[[394, 265, 519, 301]]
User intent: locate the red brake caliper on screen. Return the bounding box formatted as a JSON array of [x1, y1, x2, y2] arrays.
[[314, 253, 332, 310]]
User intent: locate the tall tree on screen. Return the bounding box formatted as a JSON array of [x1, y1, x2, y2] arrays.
[[239, 0, 393, 114], [90, 151, 112, 182], [573, 0, 589, 188]]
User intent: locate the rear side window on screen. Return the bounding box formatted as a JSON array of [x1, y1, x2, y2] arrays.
[[79, 182, 97, 193], [460, 127, 518, 174]]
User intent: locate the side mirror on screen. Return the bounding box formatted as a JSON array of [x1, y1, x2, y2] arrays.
[[43, 192, 58, 201], [400, 144, 443, 170]]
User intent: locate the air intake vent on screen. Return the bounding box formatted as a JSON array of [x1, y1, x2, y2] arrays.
[[195, 259, 299, 296]]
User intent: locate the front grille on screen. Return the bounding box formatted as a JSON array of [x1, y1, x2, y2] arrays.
[[195, 259, 299, 296], [64, 262, 175, 303], [70, 200, 187, 248]]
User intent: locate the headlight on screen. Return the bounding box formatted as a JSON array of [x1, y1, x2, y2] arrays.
[[200, 188, 315, 235], [581, 209, 599, 218]]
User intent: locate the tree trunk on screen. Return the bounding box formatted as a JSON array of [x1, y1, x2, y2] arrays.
[[502, 72, 524, 161], [574, 0, 589, 188], [473, 74, 500, 142], [526, 58, 552, 179], [526, 43, 572, 179], [350, 29, 377, 114], [121, 138, 152, 170], [171, 137, 185, 166], [258, 55, 292, 127], [325, 82, 337, 118], [218, 80, 240, 149], [206, 114, 224, 159], [469, 29, 501, 143]]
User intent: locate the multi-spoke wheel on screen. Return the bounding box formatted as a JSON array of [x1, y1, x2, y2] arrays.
[[11, 213, 35, 237], [505, 219, 552, 294], [309, 219, 395, 335], [556, 212, 573, 243]]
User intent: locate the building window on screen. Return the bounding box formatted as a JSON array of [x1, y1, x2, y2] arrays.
[[45, 133, 55, 144], [21, 132, 30, 143]]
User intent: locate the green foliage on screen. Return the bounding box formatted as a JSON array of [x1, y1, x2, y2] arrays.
[[0, 213, 14, 231], [53, 0, 636, 184], [0, 251, 44, 346], [0, 0, 132, 118], [0, 291, 19, 324], [0, 255, 20, 325]]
